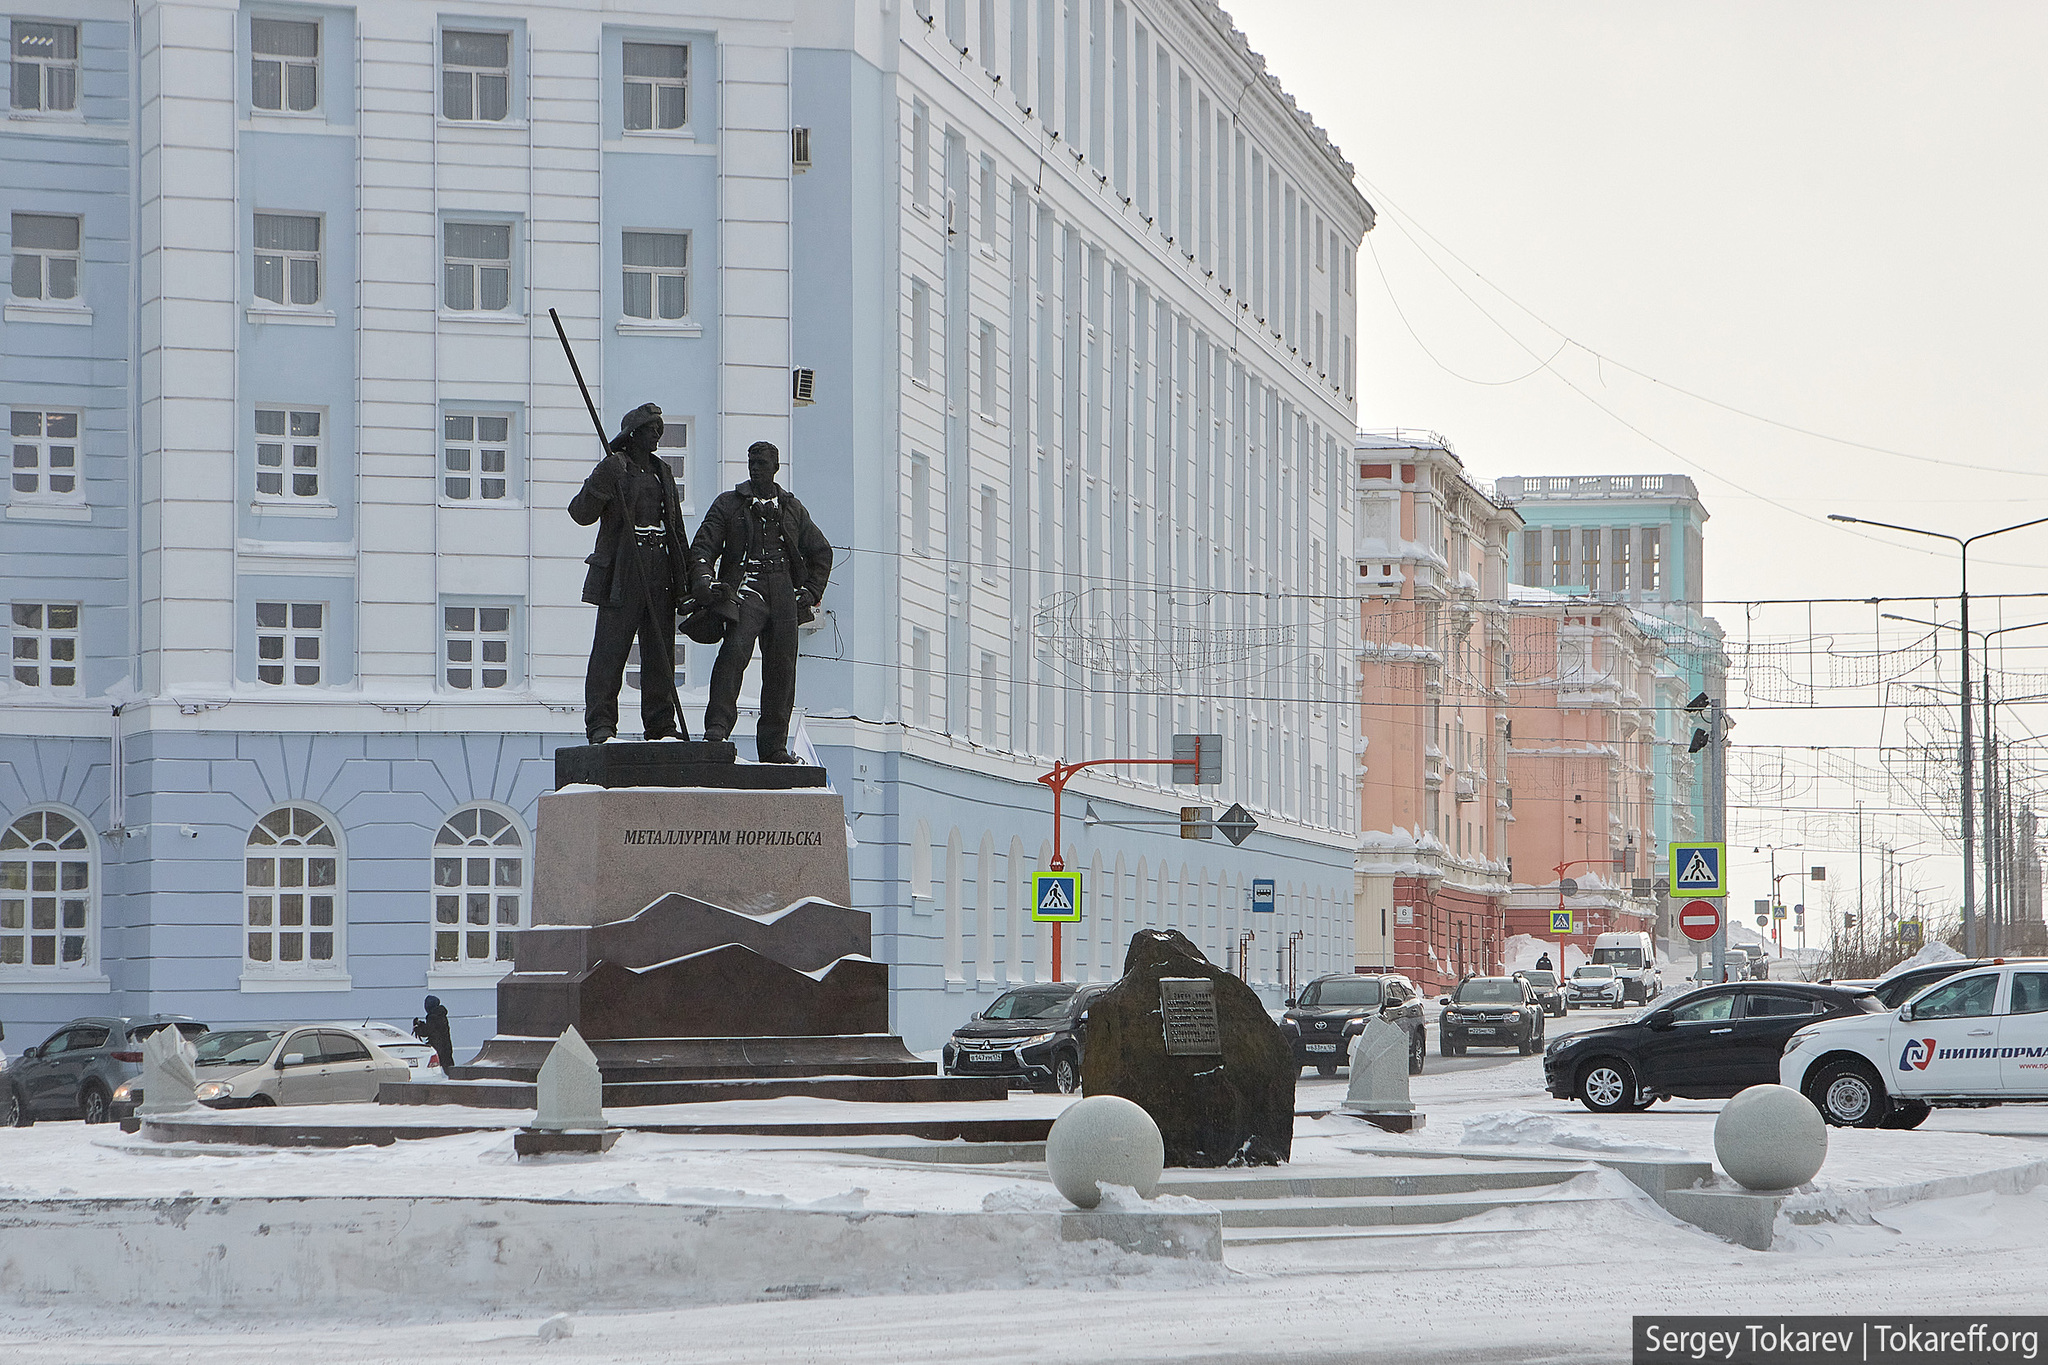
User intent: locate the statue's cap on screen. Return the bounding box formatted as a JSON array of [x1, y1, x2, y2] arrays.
[[616, 403, 664, 438]]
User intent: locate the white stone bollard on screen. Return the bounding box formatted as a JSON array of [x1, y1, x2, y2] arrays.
[[1342, 1016, 1415, 1114], [1715, 1084, 1828, 1191], [531, 1026, 608, 1132], [1045, 1094, 1165, 1209], [137, 1025, 202, 1116]]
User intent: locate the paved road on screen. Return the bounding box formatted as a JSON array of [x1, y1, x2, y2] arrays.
[[1290, 1000, 1645, 1104]]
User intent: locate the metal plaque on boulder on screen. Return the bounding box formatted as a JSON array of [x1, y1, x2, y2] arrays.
[[1159, 977, 1223, 1057]]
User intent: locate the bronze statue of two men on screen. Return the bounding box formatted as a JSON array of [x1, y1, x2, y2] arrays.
[[571, 404, 831, 764]]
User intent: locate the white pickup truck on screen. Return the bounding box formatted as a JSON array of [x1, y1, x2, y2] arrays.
[[1780, 959, 2048, 1129]]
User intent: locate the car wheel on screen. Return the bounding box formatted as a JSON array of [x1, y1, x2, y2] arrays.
[[79, 1084, 111, 1126], [1439, 1033, 1454, 1057], [1808, 1058, 1886, 1128], [1577, 1059, 1636, 1114], [1052, 1052, 1081, 1096], [1408, 1029, 1426, 1076], [5, 1086, 29, 1128], [1879, 1099, 1932, 1131]]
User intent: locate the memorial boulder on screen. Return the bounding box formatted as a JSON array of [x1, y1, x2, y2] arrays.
[[1079, 929, 1294, 1166]]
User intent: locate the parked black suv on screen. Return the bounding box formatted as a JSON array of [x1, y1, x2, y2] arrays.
[[1441, 976, 1546, 1055], [942, 983, 1109, 1093], [5, 1015, 208, 1125], [1281, 971, 1426, 1077], [1515, 969, 1566, 1017], [1543, 982, 1882, 1113]]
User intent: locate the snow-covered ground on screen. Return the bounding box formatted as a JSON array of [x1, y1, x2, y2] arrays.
[[6, 1050, 2048, 1362]]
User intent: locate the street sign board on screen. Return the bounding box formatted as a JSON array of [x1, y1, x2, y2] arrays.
[[1179, 806, 1212, 840], [1669, 842, 1727, 897], [1772, 904, 1787, 920], [1216, 802, 1258, 846], [1251, 878, 1276, 913], [1031, 871, 1083, 922], [1678, 900, 1721, 942], [1171, 732, 1222, 785], [1550, 909, 1573, 934], [1559, 877, 1579, 896]]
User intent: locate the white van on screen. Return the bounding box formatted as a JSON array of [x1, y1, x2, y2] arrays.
[[1590, 931, 1661, 1004]]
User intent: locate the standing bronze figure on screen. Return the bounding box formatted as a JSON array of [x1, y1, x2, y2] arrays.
[[571, 403, 691, 744], [691, 441, 832, 763]]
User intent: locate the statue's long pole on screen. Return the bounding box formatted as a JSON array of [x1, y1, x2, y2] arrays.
[[548, 308, 613, 454]]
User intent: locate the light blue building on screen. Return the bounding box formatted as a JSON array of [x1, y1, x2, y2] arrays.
[[2, 0, 1366, 1059]]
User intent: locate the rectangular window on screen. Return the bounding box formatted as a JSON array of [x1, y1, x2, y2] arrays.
[[253, 213, 320, 307], [251, 17, 319, 113], [1551, 529, 1570, 587], [978, 484, 997, 582], [442, 29, 510, 122], [1642, 527, 1663, 592], [255, 601, 323, 686], [10, 409, 79, 500], [1613, 528, 1632, 592], [910, 99, 931, 207], [622, 41, 687, 131], [1521, 530, 1540, 587], [912, 627, 933, 727], [1581, 528, 1601, 594], [10, 602, 78, 689], [443, 605, 512, 690], [11, 212, 79, 301], [910, 452, 932, 556], [978, 153, 997, 243], [10, 20, 77, 113], [656, 418, 688, 505], [254, 407, 323, 500], [442, 412, 510, 501], [910, 277, 932, 385], [622, 230, 688, 321], [444, 222, 510, 312], [975, 318, 996, 416]]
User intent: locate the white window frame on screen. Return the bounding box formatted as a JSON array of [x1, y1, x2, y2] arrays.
[[10, 20, 77, 115], [443, 221, 512, 313], [975, 318, 996, 417], [0, 806, 97, 976], [441, 602, 514, 691], [242, 804, 345, 982], [10, 407, 81, 503], [252, 212, 322, 308], [441, 29, 511, 123], [978, 485, 997, 583], [250, 15, 320, 114], [656, 417, 690, 511], [255, 600, 324, 687], [441, 411, 513, 502], [10, 601, 79, 691], [910, 99, 931, 209], [11, 211, 80, 302], [622, 40, 688, 133], [430, 804, 527, 978], [910, 452, 932, 556], [621, 229, 689, 323], [910, 277, 932, 386], [911, 626, 933, 727], [253, 405, 325, 504]]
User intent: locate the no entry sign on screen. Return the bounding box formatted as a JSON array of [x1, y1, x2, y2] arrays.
[[1678, 899, 1721, 942]]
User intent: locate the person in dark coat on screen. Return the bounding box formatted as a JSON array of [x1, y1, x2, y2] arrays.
[[413, 995, 455, 1070], [1535, 951, 1554, 973], [570, 403, 692, 744], [689, 441, 832, 763]]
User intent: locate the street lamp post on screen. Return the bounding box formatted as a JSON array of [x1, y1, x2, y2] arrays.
[[1828, 513, 2048, 956]]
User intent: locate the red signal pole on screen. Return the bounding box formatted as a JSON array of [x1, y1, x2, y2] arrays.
[[1037, 744, 1204, 983]]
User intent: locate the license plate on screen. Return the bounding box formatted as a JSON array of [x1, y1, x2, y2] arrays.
[[1305, 1043, 1338, 1053], [965, 1052, 1003, 1064], [1470, 1027, 1495, 1035]]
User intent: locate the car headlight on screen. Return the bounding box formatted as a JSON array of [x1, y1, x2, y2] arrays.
[[1548, 1035, 1585, 1055], [1013, 1032, 1058, 1047], [1782, 1031, 1816, 1056], [113, 1079, 138, 1103], [195, 1081, 232, 1101]]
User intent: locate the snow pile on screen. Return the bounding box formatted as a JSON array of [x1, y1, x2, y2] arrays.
[[1886, 940, 1965, 974], [1457, 1109, 1691, 1159], [1504, 934, 1583, 974]]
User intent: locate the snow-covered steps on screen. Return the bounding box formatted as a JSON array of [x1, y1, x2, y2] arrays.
[[1151, 1161, 1614, 1243]]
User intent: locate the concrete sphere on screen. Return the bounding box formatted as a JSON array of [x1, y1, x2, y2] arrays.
[[1045, 1095, 1165, 1209], [1715, 1084, 1829, 1191]]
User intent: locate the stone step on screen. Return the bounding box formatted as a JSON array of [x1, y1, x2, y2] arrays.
[[380, 1073, 1007, 1109], [1221, 1217, 1573, 1246], [1153, 1165, 1581, 1202], [1200, 1185, 1602, 1230], [444, 1059, 935, 1084]]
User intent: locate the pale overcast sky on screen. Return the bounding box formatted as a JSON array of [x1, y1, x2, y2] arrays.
[[1224, 1, 2048, 928]]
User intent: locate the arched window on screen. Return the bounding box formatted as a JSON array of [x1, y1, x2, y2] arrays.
[[0, 808, 94, 970], [245, 805, 341, 968], [432, 805, 526, 968]]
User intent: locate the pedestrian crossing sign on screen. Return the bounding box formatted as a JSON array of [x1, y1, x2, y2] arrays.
[[1031, 871, 1083, 922], [1669, 842, 1727, 897], [1550, 910, 1573, 935]]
